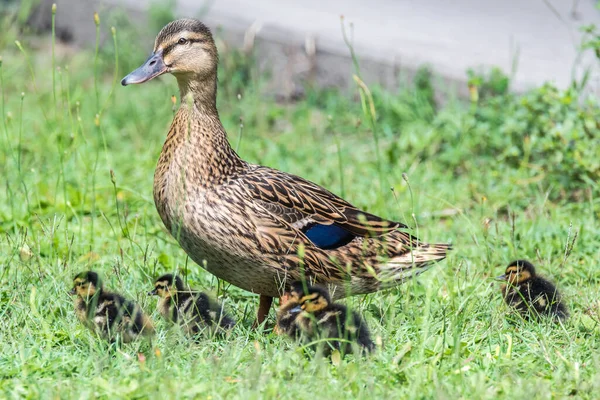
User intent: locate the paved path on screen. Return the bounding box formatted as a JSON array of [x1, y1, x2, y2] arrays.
[[180, 0, 599, 92], [39, 0, 600, 94]]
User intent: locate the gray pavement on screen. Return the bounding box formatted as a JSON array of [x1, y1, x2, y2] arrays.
[[30, 0, 600, 96]]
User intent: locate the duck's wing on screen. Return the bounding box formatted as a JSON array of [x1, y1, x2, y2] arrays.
[[240, 166, 404, 245], [238, 168, 449, 289], [245, 206, 342, 279]]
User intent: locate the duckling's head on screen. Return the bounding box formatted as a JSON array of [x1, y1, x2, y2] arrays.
[[287, 281, 310, 304], [121, 18, 217, 87], [148, 274, 185, 298], [497, 260, 536, 285], [69, 271, 102, 298], [289, 282, 331, 313]]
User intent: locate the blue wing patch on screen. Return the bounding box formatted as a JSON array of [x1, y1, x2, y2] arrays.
[[303, 223, 355, 250]]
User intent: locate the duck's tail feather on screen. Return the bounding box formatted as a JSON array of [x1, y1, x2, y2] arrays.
[[376, 242, 452, 285]]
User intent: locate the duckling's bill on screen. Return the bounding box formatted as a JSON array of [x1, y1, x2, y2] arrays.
[[289, 306, 302, 314], [121, 50, 167, 86]]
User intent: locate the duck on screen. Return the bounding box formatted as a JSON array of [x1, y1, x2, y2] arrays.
[[148, 273, 235, 336], [69, 271, 155, 342], [497, 260, 569, 321], [121, 18, 451, 325], [276, 281, 375, 355]]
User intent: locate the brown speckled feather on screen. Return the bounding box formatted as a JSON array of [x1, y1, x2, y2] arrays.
[[241, 165, 402, 236]]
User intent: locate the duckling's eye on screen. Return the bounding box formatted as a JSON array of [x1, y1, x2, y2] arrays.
[[178, 38, 188, 45]]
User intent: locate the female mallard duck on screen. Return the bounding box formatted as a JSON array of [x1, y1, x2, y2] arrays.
[[276, 281, 375, 355], [148, 273, 235, 336], [497, 260, 569, 321], [69, 271, 155, 342], [121, 18, 451, 325]]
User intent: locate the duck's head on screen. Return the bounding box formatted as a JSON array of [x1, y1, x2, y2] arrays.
[[121, 18, 217, 86], [497, 260, 536, 285], [289, 281, 331, 313], [69, 271, 102, 298], [148, 274, 184, 298]]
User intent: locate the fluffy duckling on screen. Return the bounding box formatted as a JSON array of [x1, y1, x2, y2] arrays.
[[275, 284, 305, 338], [69, 271, 155, 342], [276, 281, 375, 355], [149, 274, 235, 336], [498, 260, 569, 321]]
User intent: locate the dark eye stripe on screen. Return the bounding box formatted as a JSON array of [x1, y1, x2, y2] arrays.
[[162, 38, 206, 58]]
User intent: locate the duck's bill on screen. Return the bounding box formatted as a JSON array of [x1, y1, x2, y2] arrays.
[[147, 288, 158, 296], [68, 287, 76, 295], [495, 274, 506, 281], [121, 51, 166, 86]]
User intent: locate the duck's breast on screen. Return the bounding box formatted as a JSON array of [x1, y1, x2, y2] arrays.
[[154, 168, 284, 295]]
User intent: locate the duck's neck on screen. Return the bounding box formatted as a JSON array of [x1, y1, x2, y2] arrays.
[[166, 74, 246, 186], [177, 74, 218, 114]]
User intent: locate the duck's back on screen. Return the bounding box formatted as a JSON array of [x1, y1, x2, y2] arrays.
[[529, 277, 569, 320], [503, 277, 568, 321], [93, 292, 153, 341], [320, 304, 374, 352]]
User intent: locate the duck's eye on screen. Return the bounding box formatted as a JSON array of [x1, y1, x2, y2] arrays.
[[178, 38, 187, 45]]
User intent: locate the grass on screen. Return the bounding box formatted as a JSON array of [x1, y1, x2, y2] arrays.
[[1, 8, 600, 399]]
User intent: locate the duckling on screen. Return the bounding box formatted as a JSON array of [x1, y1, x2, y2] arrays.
[[148, 274, 235, 336], [497, 260, 569, 321], [69, 271, 155, 342], [121, 18, 451, 327], [274, 285, 305, 337], [276, 281, 375, 355]]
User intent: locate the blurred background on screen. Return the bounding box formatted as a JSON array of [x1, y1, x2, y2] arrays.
[[19, 0, 600, 98]]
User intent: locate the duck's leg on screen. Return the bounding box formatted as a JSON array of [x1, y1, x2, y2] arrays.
[[253, 294, 273, 328]]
